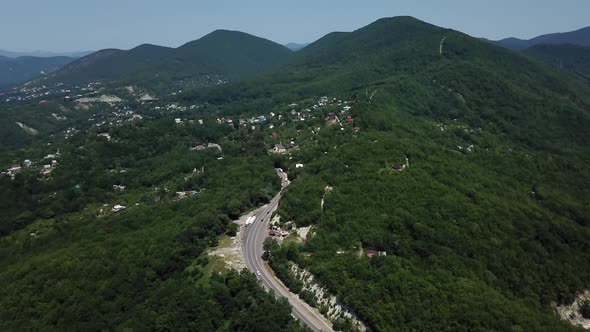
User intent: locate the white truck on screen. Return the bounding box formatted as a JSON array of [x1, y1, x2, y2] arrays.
[[245, 215, 257, 226]]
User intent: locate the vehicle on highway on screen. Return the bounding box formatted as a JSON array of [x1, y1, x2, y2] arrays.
[[256, 270, 261, 276]]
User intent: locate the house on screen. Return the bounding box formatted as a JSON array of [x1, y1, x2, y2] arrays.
[[274, 144, 287, 153], [393, 157, 409, 172], [366, 250, 387, 258], [392, 163, 406, 171], [174, 191, 189, 200], [346, 115, 354, 123], [269, 228, 289, 237], [41, 164, 53, 175], [97, 133, 111, 141], [113, 185, 126, 191], [7, 166, 22, 178], [112, 204, 126, 212], [296, 163, 304, 168], [326, 113, 339, 124], [258, 115, 267, 122]]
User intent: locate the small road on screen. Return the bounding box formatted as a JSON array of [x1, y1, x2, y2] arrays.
[[241, 169, 333, 332]]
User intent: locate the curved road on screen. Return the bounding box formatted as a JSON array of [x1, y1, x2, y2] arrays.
[[241, 169, 333, 332]]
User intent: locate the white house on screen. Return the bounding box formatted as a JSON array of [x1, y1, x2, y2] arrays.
[[274, 144, 287, 153], [112, 204, 126, 212]]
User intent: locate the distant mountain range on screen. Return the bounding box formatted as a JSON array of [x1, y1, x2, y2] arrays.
[[284, 43, 310, 51], [5, 24, 590, 91], [42, 30, 294, 88], [483, 26, 590, 50], [479, 26, 590, 80], [0, 49, 93, 58], [0, 55, 75, 88]]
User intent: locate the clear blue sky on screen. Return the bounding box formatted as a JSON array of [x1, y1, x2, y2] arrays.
[[2, 0, 589, 52]]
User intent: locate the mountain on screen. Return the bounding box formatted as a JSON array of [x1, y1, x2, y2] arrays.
[[485, 26, 590, 50], [2, 16, 590, 332], [524, 43, 590, 80], [150, 30, 294, 80], [285, 42, 310, 51], [44, 30, 294, 87], [48, 45, 174, 83], [0, 55, 75, 87], [184, 16, 590, 330], [0, 49, 93, 58]]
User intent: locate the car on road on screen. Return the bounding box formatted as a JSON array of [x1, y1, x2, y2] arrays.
[[256, 270, 261, 276]]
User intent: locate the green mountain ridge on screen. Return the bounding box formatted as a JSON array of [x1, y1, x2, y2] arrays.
[[2, 15, 590, 331], [484, 26, 590, 50], [524, 43, 590, 80], [0, 55, 75, 88], [179, 16, 590, 330], [43, 30, 294, 87]]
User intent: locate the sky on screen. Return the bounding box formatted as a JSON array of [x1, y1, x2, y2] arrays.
[[1, 0, 589, 52]]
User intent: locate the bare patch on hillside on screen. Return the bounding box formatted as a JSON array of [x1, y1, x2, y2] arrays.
[[554, 290, 590, 329]]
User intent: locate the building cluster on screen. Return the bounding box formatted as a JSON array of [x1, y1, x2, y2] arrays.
[[1, 150, 61, 179], [88, 106, 144, 129], [2, 81, 103, 104], [269, 225, 290, 238]]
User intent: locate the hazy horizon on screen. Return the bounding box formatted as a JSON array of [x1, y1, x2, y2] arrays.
[[2, 0, 589, 53]]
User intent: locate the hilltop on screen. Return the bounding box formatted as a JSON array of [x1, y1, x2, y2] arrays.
[[45, 45, 173, 83], [42, 30, 294, 89]]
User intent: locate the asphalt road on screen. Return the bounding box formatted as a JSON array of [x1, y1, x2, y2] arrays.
[[241, 169, 333, 332]]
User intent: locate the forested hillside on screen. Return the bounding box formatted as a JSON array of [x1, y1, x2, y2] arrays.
[[41, 30, 294, 90], [179, 16, 590, 330], [0, 55, 74, 87], [1, 15, 590, 331], [0, 111, 305, 331], [524, 43, 590, 80]]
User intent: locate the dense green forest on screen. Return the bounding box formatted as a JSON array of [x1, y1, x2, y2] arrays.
[[0, 115, 304, 330], [524, 43, 590, 81], [1, 15, 590, 331], [269, 100, 589, 330], [183, 16, 590, 331]]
